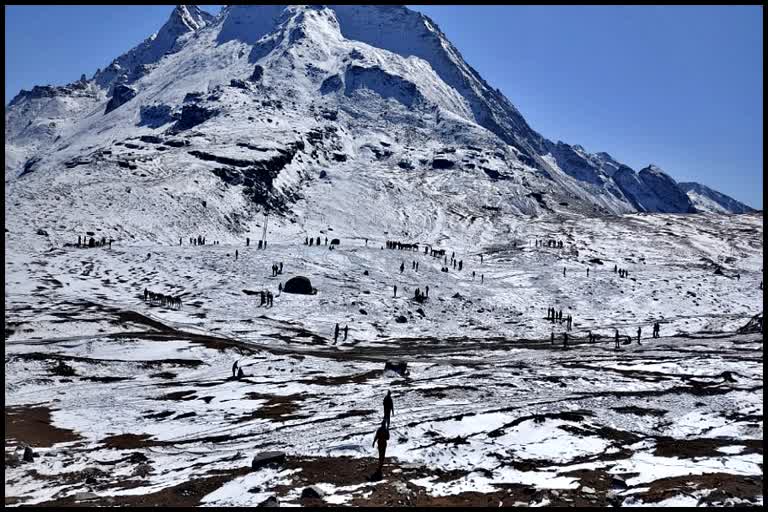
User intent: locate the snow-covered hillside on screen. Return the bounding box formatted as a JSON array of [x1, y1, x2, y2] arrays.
[[5, 4, 752, 246], [679, 181, 756, 214]]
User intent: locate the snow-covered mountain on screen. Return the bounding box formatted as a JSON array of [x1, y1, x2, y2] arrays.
[[679, 181, 756, 214], [5, 5, 749, 245]]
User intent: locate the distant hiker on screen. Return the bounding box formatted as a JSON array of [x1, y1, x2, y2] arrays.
[[325, 237, 328, 245], [383, 390, 394, 428], [365, 238, 368, 246], [637, 326, 642, 345], [400, 262, 404, 273], [393, 285, 397, 298], [736, 273, 740, 281], [232, 360, 239, 378], [586, 268, 589, 277], [563, 332, 568, 349], [309, 238, 313, 246], [260, 291, 266, 306], [344, 325, 349, 341], [563, 266, 566, 277], [278, 282, 283, 295], [247, 237, 250, 247], [615, 330, 620, 350], [316, 236, 321, 246], [614, 264, 617, 273], [458, 260, 463, 271], [481, 274, 484, 284], [588, 330, 593, 343], [373, 420, 390, 474], [473, 271, 476, 280], [425, 285, 429, 298], [550, 331, 554, 344], [144, 288, 149, 301], [305, 237, 308, 245], [279, 262, 283, 274], [416, 261, 419, 271], [480, 254, 484, 263], [334, 323, 340, 343], [235, 249, 238, 260], [267, 291, 273, 307], [78, 235, 82, 247], [453, 260, 456, 269]]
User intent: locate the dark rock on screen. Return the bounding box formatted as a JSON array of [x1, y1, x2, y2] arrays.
[[332, 153, 347, 162], [736, 312, 763, 334], [320, 74, 342, 95], [138, 104, 175, 128], [359, 309, 367, 315], [609, 476, 628, 490], [416, 308, 425, 317], [589, 258, 604, 265], [395, 315, 408, 323], [36, 228, 49, 236], [251, 451, 286, 470], [230, 79, 250, 89], [330, 238, 340, 245], [301, 486, 324, 499], [139, 135, 163, 144], [250, 65, 264, 82], [283, 276, 314, 295], [319, 170, 327, 179], [432, 158, 455, 170], [105, 84, 137, 114], [397, 160, 414, 170], [23, 446, 34, 462], [171, 104, 219, 132], [385, 361, 408, 376], [257, 496, 279, 507]]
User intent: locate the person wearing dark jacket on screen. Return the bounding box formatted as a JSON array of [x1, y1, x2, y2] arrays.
[[383, 390, 394, 428], [373, 420, 389, 474]]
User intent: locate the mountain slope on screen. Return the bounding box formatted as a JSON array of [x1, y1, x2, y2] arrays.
[[4, 4, 748, 247], [679, 181, 756, 214]]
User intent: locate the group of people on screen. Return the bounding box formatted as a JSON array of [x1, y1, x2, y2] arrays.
[[333, 323, 349, 343], [77, 235, 111, 249], [613, 265, 629, 278], [143, 288, 182, 309], [547, 308, 573, 330], [258, 290, 274, 307], [271, 262, 284, 277], [372, 391, 395, 476], [535, 239, 564, 249], [386, 240, 419, 251], [413, 286, 429, 302], [305, 235, 327, 246]]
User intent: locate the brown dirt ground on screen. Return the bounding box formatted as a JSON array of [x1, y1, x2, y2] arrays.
[[5, 405, 82, 448]]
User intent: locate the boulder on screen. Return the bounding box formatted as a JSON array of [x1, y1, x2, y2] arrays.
[[73, 491, 99, 502], [330, 239, 340, 245], [283, 276, 314, 295], [257, 496, 279, 507], [36, 228, 48, 236], [301, 485, 324, 499], [251, 451, 286, 470], [395, 315, 408, 323], [737, 312, 763, 334], [22, 446, 34, 462], [105, 84, 137, 114], [385, 361, 408, 376]]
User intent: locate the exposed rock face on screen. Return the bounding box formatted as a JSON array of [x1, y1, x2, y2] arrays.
[[679, 181, 756, 214], [251, 451, 286, 470], [104, 84, 137, 114]]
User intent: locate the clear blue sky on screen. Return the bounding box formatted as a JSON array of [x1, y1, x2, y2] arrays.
[[5, 5, 762, 208]]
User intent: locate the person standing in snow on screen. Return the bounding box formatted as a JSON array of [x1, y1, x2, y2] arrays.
[[563, 332, 569, 349], [232, 360, 239, 378], [615, 330, 620, 350], [235, 249, 238, 260], [334, 323, 340, 343], [373, 420, 390, 475], [425, 285, 429, 298], [393, 285, 397, 298], [383, 390, 394, 428], [344, 325, 349, 341], [637, 326, 642, 345]]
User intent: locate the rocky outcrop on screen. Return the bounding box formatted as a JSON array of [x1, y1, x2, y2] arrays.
[[104, 84, 137, 114]]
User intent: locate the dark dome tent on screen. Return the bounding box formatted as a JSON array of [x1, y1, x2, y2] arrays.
[[283, 276, 315, 295]]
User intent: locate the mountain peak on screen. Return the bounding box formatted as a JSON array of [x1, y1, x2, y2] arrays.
[[165, 5, 215, 35]]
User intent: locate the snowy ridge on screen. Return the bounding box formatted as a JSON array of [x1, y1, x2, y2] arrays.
[[4, 4, 753, 247]]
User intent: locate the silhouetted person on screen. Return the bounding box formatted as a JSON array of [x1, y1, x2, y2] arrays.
[[232, 360, 239, 378], [373, 420, 389, 475], [393, 285, 397, 298], [615, 330, 620, 350], [78, 235, 82, 247], [563, 332, 569, 349], [344, 325, 349, 341], [481, 274, 484, 284], [144, 288, 148, 301], [563, 266, 566, 277], [383, 391, 394, 428], [637, 326, 642, 345], [587, 268, 589, 277], [235, 249, 238, 260], [309, 238, 313, 246], [316, 236, 321, 246], [278, 282, 283, 295], [425, 285, 429, 298], [459, 260, 463, 271], [551, 332, 554, 344], [325, 237, 328, 245], [614, 264, 617, 273], [473, 271, 475, 280], [334, 323, 340, 343]]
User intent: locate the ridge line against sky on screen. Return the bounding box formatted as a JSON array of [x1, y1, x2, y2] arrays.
[[4, 5, 762, 208]]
